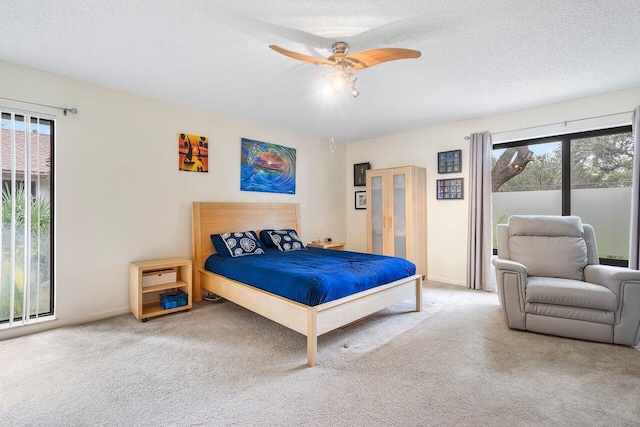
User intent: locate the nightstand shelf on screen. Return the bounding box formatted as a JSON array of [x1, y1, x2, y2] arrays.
[[130, 258, 192, 321], [141, 301, 190, 318], [140, 280, 190, 294]]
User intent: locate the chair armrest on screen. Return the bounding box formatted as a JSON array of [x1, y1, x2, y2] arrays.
[[584, 265, 640, 292], [492, 258, 527, 275], [584, 265, 640, 345], [492, 257, 527, 329]]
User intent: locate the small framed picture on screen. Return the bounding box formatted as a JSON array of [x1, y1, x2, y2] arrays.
[[437, 178, 463, 200], [355, 191, 367, 209], [437, 150, 462, 174], [354, 162, 371, 186]]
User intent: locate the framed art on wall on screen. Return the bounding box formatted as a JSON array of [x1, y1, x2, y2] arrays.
[[354, 162, 371, 186], [240, 138, 296, 194], [437, 178, 463, 200], [179, 133, 209, 172], [355, 191, 367, 209], [437, 149, 461, 174]]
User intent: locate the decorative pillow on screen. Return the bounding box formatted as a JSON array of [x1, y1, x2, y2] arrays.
[[259, 229, 277, 247], [211, 231, 266, 257], [267, 229, 306, 252]]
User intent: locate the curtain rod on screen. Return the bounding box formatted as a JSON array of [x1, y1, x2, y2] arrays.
[[464, 110, 633, 140], [0, 96, 78, 116]]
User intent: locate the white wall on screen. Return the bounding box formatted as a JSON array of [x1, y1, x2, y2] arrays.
[[346, 86, 640, 286], [0, 61, 346, 339]]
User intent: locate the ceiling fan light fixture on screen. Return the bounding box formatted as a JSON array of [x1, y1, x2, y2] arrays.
[[322, 68, 359, 97], [270, 41, 420, 99]]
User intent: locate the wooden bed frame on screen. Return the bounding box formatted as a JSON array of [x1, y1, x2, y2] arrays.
[[192, 202, 422, 367]]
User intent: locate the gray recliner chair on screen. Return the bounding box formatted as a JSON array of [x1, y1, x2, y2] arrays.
[[493, 215, 640, 346]]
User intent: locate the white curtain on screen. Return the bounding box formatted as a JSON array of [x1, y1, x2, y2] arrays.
[[629, 106, 640, 269], [467, 131, 494, 291]]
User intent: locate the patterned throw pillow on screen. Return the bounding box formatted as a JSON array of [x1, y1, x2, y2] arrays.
[[267, 229, 307, 252], [211, 231, 266, 257]]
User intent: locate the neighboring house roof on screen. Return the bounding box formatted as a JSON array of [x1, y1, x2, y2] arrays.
[[1, 129, 51, 176]]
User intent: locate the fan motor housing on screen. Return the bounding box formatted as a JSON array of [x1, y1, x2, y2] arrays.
[[332, 41, 349, 55]]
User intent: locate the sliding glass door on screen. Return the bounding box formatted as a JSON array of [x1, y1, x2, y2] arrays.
[[0, 110, 54, 327]]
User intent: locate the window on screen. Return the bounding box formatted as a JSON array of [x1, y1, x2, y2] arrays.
[[0, 110, 54, 327], [492, 126, 633, 266]]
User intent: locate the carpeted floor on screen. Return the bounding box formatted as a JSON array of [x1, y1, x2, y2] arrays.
[[1, 282, 639, 426]]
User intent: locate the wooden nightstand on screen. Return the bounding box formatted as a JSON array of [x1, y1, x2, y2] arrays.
[[129, 258, 192, 321], [307, 242, 345, 250]]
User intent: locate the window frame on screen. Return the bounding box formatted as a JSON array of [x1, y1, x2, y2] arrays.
[[492, 125, 633, 267], [0, 111, 55, 326]]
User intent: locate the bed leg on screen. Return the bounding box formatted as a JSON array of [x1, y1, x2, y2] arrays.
[[415, 277, 423, 312], [307, 309, 318, 367], [194, 271, 202, 303]]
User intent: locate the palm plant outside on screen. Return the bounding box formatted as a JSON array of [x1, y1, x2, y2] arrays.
[[0, 183, 51, 322]]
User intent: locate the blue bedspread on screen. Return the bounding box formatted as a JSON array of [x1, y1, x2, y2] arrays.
[[204, 247, 416, 306]]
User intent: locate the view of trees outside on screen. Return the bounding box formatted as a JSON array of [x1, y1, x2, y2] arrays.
[[0, 114, 52, 324], [0, 183, 51, 322], [571, 134, 633, 189], [492, 131, 633, 261]]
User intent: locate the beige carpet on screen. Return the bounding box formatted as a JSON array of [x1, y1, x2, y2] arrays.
[[1, 282, 639, 426]]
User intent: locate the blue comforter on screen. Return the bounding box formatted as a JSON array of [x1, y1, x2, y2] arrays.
[[204, 247, 416, 306]]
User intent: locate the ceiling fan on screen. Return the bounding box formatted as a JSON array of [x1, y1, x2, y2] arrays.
[[269, 41, 421, 97]]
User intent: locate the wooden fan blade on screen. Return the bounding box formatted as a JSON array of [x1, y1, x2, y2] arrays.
[[269, 45, 335, 67], [343, 48, 421, 70]]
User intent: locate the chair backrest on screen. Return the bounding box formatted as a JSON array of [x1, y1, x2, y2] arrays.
[[496, 215, 599, 281]]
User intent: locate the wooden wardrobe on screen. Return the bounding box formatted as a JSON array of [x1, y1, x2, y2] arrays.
[[366, 166, 427, 276]]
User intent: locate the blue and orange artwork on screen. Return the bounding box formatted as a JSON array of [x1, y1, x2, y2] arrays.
[[240, 138, 296, 194], [179, 133, 208, 172]]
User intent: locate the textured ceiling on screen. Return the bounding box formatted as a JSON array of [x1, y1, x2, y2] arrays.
[[0, 1, 639, 142]]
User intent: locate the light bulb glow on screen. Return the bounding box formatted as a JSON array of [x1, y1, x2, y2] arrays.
[[322, 66, 359, 98]]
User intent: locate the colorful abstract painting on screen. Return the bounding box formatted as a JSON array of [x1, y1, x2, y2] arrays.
[[179, 133, 208, 172], [240, 138, 296, 194]]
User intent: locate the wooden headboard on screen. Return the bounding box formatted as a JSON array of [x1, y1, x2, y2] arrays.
[[192, 202, 301, 272]]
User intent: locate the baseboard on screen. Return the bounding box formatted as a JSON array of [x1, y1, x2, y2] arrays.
[[426, 275, 466, 287], [0, 306, 131, 341]]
